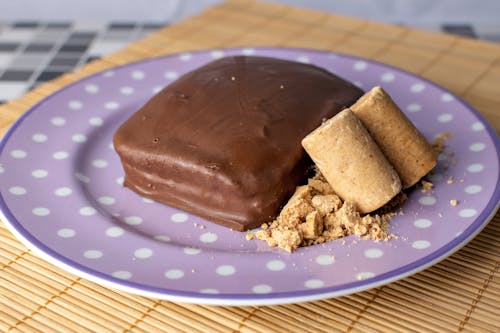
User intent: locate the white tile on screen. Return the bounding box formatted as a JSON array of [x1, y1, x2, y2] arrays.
[[72, 21, 107, 31], [0, 82, 29, 100], [0, 29, 36, 42], [0, 54, 14, 67], [88, 41, 127, 56]]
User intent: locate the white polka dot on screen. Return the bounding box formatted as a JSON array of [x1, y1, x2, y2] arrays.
[[465, 185, 482, 194], [124, 216, 142, 225], [116, 177, 124, 186], [441, 93, 454, 102], [134, 248, 153, 259], [241, 48, 255, 55], [72, 134, 87, 143], [356, 272, 375, 280], [200, 232, 218, 243], [154, 235, 171, 242], [412, 240, 431, 249], [353, 61, 367, 71], [105, 227, 124, 237], [304, 279, 324, 289], [92, 159, 108, 168], [79, 206, 97, 216], [142, 198, 154, 204], [414, 218, 432, 228], [10, 150, 27, 159], [315, 255, 335, 265], [469, 143, 485, 152], [9, 186, 26, 195], [410, 83, 426, 93], [380, 72, 395, 82], [471, 122, 485, 131], [216, 265, 236, 276], [252, 284, 272, 294], [85, 84, 99, 94], [183, 247, 201, 255], [103, 70, 115, 77], [437, 153, 447, 161], [437, 113, 453, 123], [32, 169, 48, 178], [108, 143, 114, 150], [89, 117, 103, 126], [296, 56, 310, 63], [467, 163, 484, 173], [120, 86, 134, 95], [179, 52, 192, 61], [68, 100, 83, 110], [98, 196, 115, 205], [164, 269, 184, 279], [364, 248, 384, 258], [54, 187, 72, 197], [353, 81, 363, 88], [164, 71, 178, 80], [210, 50, 224, 58], [32, 207, 50, 216], [459, 209, 477, 218], [84, 250, 102, 259], [32, 133, 48, 143], [407, 103, 422, 112], [57, 228, 75, 238], [104, 101, 119, 110], [112, 271, 132, 280], [76, 172, 90, 183], [53, 151, 69, 160], [51, 117, 66, 126], [266, 260, 286, 271], [200, 288, 219, 294], [152, 86, 162, 94], [419, 196, 437, 206], [0, 165, 4, 174], [170, 213, 188, 223], [132, 70, 145, 80]]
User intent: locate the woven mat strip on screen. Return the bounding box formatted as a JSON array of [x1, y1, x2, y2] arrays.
[[0, 1, 499, 332]]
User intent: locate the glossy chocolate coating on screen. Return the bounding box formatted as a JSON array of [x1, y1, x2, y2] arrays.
[[113, 56, 363, 231]]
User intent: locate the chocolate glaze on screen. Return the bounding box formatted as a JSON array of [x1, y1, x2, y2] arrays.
[[113, 56, 363, 231]]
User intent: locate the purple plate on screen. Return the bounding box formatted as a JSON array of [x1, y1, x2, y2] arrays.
[[1, 47, 499, 305]]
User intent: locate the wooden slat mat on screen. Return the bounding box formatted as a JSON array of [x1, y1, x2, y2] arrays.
[[1, 0, 499, 332]]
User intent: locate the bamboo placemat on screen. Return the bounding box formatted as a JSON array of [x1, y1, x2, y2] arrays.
[[1, 1, 499, 332]]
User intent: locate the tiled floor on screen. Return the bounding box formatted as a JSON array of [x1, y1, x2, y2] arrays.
[[0, 21, 165, 103], [0, 21, 498, 104]]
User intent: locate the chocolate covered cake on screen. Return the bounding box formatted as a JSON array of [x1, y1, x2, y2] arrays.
[[113, 56, 363, 231]]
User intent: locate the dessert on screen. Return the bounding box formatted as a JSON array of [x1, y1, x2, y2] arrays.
[[301, 109, 402, 213], [350, 86, 437, 188], [113, 56, 363, 231]]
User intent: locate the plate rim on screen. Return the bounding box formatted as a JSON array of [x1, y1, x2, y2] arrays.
[[1, 46, 499, 306]]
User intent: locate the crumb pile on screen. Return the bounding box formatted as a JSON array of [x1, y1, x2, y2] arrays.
[[247, 171, 401, 252]]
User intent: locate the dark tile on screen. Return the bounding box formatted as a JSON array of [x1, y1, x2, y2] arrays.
[[58, 44, 89, 53], [108, 22, 136, 30], [36, 70, 66, 82], [46, 22, 72, 29], [142, 23, 166, 30], [442, 24, 477, 38], [0, 43, 20, 52], [48, 57, 80, 67], [85, 56, 101, 63], [0, 100, 6, 105], [0, 70, 33, 81], [24, 43, 55, 53], [68, 32, 97, 40], [12, 21, 40, 29]]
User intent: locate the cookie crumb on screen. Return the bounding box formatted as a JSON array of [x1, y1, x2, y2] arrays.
[[432, 132, 451, 154], [251, 170, 400, 252], [450, 199, 459, 206], [447, 176, 455, 184], [421, 180, 434, 193]]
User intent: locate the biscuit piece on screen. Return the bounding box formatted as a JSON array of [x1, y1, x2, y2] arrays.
[[350, 86, 437, 188], [301, 109, 402, 213]]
